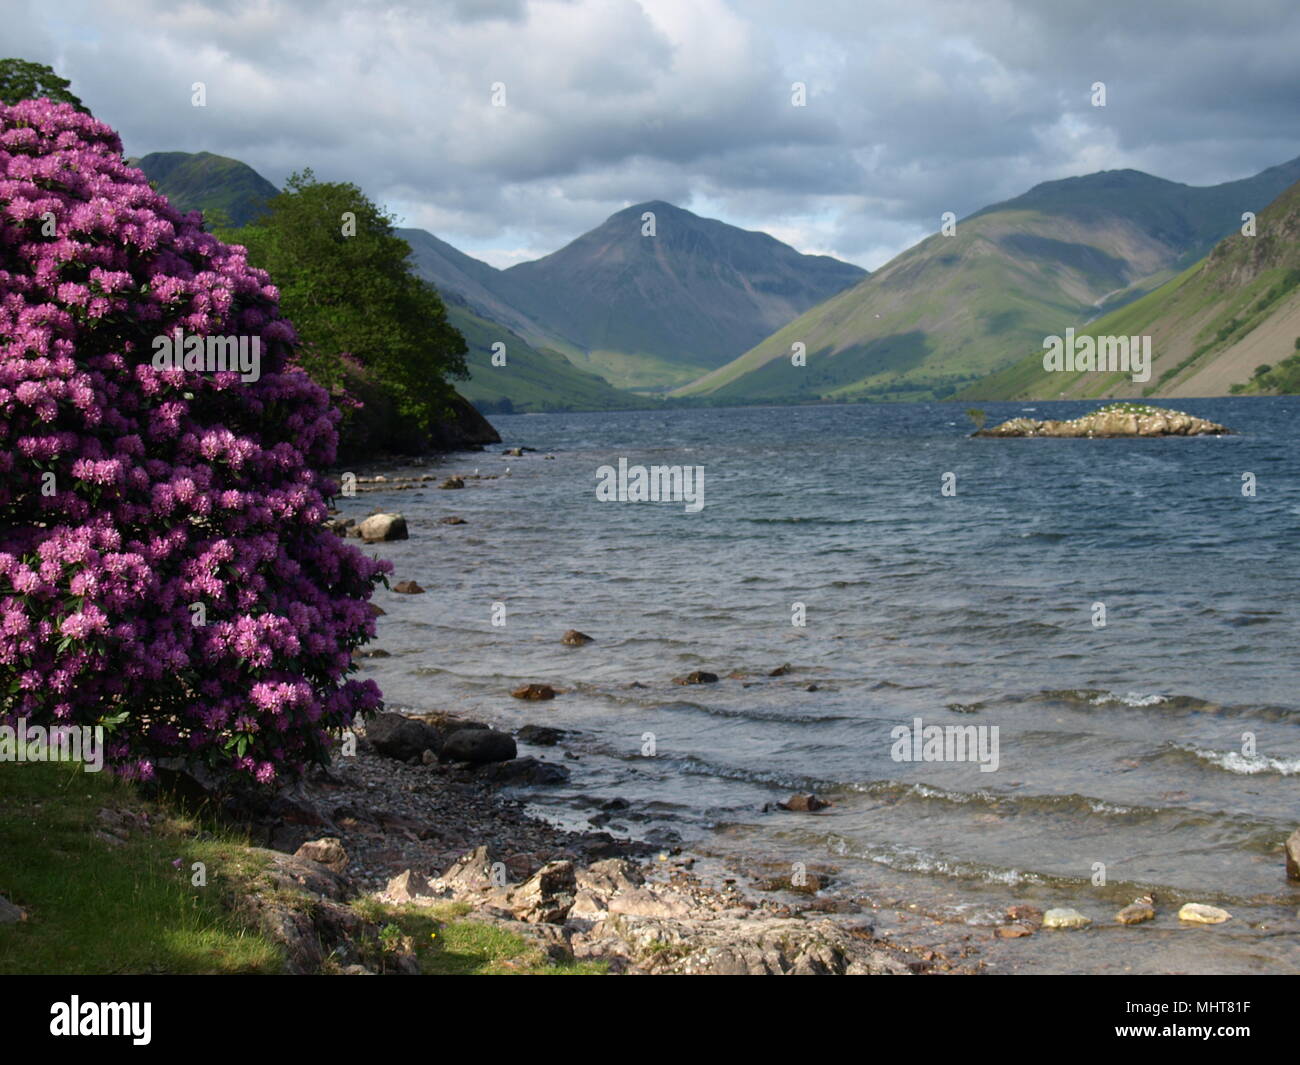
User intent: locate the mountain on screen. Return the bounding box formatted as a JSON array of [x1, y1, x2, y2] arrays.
[[396, 227, 586, 363], [130, 151, 279, 227], [674, 157, 1300, 404], [962, 178, 1300, 400], [132, 151, 641, 412], [487, 201, 867, 391]]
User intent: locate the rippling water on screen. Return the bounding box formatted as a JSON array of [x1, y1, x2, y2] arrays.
[[353, 397, 1300, 973]]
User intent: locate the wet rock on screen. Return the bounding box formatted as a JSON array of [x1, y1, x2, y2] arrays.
[[1178, 903, 1231, 924], [780, 793, 830, 812], [769, 663, 793, 677], [1286, 827, 1300, 881], [996, 923, 1035, 938], [562, 629, 594, 646], [672, 671, 718, 685], [512, 683, 557, 700], [438, 516, 467, 525], [369, 603, 385, 616], [476, 757, 570, 786], [441, 728, 517, 764], [1115, 896, 1156, 925], [1006, 904, 1043, 927], [357, 647, 390, 658], [365, 713, 442, 762], [1042, 907, 1091, 930], [439, 476, 465, 489], [517, 724, 564, 746], [358, 512, 408, 542], [392, 580, 425, 594], [294, 837, 348, 874]]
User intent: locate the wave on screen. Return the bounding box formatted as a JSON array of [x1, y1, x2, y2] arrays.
[[1175, 745, 1300, 777]]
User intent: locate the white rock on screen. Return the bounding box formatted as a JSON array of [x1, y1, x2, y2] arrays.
[[1177, 903, 1231, 924]]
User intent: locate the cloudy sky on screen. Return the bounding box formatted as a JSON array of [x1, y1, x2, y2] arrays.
[[7, 0, 1300, 269]]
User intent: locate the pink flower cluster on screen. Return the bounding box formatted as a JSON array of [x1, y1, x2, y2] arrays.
[[0, 98, 389, 782]]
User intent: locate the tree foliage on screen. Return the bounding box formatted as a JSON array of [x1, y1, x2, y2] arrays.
[[226, 171, 468, 450]]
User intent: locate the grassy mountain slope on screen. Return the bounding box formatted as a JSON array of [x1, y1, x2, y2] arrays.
[[494, 201, 867, 391], [444, 298, 642, 412], [130, 151, 279, 227], [676, 159, 1300, 403], [962, 178, 1300, 401]]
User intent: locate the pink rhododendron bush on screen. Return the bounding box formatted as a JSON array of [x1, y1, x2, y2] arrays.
[[0, 99, 388, 783]]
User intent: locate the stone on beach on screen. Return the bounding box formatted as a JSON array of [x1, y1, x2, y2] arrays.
[[357, 512, 408, 542], [1115, 897, 1156, 925], [365, 712, 442, 762], [1042, 907, 1091, 930], [1178, 903, 1231, 924], [441, 728, 517, 764]]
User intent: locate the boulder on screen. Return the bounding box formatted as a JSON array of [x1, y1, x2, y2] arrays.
[[562, 629, 594, 646], [780, 793, 830, 812], [439, 476, 465, 490], [1286, 827, 1300, 881], [509, 860, 576, 923], [294, 837, 348, 874], [438, 516, 467, 525], [365, 712, 442, 761], [517, 724, 564, 746], [1178, 903, 1231, 924], [385, 869, 435, 903], [672, 671, 718, 685], [1042, 907, 1091, 930], [1115, 897, 1156, 925], [391, 580, 425, 594], [441, 728, 517, 764], [358, 513, 408, 542], [441, 846, 497, 892], [512, 683, 557, 700]]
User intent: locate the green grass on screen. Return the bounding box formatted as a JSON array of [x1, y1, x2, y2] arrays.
[[0, 758, 609, 976], [353, 899, 607, 975], [0, 760, 283, 974]]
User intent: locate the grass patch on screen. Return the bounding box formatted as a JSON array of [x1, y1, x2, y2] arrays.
[[363, 901, 607, 975], [0, 760, 284, 974]]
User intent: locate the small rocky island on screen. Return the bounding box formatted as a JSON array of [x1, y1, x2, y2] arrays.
[[973, 402, 1232, 438]]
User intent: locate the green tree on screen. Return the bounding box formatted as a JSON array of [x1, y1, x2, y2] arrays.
[[0, 58, 86, 110], [227, 170, 467, 442]]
